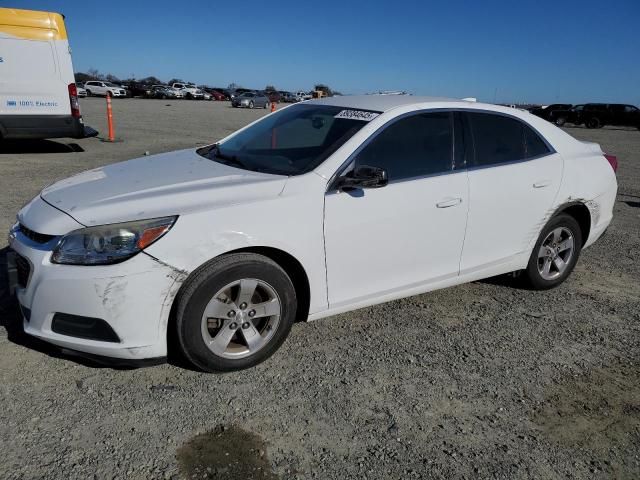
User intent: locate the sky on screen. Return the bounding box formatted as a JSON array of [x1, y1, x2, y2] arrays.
[[10, 0, 640, 104]]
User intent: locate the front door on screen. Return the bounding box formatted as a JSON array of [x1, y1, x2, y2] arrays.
[[324, 111, 469, 308]]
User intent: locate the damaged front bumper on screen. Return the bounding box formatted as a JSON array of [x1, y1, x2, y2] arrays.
[[8, 227, 184, 361]]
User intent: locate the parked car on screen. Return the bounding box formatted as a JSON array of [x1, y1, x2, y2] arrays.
[[8, 96, 617, 372], [201, 89, 225, 101], [551, 104, 585, 126], [529, 104, 573, 124], [172, 83, 204, 99], [296, 90, 312, 101], [154, 85, 183, 99], [147, 85, 177, 99], [231, 91, 270, 109], [76, 85, 87, 98], [122, 82, 152, 98], [579, 103, 640, 129], [266, 91, 281, 103], [279, 91, 297, 103], [84, 81, 127, 97]]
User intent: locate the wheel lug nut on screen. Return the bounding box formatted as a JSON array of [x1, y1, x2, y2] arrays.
[[248, 310, 256, 317], [239, 302, 248, 310], [228, 310, 236, 318], [229, 322, 238, 329], [242, 322, 250, 329]]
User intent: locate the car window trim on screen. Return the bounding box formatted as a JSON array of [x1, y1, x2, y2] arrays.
[[327, 109, 457, 192], [462, 109, 556, 171], [327, 107, 555, 192]]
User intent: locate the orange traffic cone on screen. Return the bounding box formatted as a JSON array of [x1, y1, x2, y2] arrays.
[[106, 93, 115, 142], [271, 101, 276, 113]]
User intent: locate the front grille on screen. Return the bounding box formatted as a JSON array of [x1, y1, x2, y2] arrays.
[[15, 254, 31, 288], [19, 224, 55, 244]]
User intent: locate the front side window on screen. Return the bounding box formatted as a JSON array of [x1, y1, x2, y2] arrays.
[[467, 112, 550, 166], [198, 104, 375, 175], [353, 112, 454, 181]]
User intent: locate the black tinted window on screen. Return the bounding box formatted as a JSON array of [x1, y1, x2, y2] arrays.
[[524, 126, 550, 158], [468, 112, 549, 166], [355, 112, 453, 180]]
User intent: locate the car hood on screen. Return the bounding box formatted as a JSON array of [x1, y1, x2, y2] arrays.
[[40, 148, 287, 228]]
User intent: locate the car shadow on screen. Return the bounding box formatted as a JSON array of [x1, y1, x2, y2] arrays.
[[0, 140, 84, 154], [624, 201, 640, 208], [0, 247, 149, 370]]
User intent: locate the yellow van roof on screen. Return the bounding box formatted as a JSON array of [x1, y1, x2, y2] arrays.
[[0, 8, 68, 41]]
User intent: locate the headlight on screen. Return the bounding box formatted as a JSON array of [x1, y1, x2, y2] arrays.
[[51, 216, 177, 266]]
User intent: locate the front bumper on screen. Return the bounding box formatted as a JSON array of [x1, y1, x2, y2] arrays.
[[7, 227, 183, 360]]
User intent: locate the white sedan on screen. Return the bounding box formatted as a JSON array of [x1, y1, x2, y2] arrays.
[[7, 96, 617, 371]]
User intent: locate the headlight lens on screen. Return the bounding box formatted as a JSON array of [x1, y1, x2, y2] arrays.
[[51, 216, 177, 265]]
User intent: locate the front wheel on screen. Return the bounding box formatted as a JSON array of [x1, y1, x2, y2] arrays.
[[555, 117, 566, 127], [523, 213, 582, 290], [249, 101, 254, 109], [175, 253, 297, 372]]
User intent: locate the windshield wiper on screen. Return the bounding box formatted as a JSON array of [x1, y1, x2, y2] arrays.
[[204, 143, 251, 170]]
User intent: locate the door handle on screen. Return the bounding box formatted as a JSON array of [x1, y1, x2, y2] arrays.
[[533, 180, 552, 188], [436, 197, 463, 208]]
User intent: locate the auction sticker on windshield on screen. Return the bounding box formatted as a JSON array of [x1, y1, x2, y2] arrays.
[[334, 110, 380, 121]]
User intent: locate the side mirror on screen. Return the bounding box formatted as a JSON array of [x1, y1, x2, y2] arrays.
[[336, 165, 388, 190]]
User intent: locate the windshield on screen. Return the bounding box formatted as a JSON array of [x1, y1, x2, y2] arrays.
[[197, 104, 378, 176]]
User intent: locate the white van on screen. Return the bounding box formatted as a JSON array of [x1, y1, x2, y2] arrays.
[[0, 8, 91, 140]]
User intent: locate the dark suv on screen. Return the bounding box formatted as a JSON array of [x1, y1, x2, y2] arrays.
[[529, 104, 572, 124], [579, 104, 640, 129]]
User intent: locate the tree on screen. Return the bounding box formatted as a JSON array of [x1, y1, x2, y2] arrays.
[[74, 72, 93, 82], [86, 68, 103, 80], [168, 78, 185, 85], [105, 73, 121, 83], [139, 76, 163, 85], [265, 85, 276, 92]]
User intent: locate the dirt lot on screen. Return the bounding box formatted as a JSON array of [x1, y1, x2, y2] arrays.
[[0, 98, 638, 480]]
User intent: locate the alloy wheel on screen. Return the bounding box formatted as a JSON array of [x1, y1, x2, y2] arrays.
[[200, 278, 281, 359], [537, 227, 574, 280]]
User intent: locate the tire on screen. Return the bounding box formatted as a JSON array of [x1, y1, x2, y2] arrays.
[[523, 213, 583, 290], [86, 89, 92, 96], [264, 102, 269, 109], [175, 253, 297, 372], [555, 117, 566, 127], [249, 101, 254, 109], [586, 117, 600, 129]]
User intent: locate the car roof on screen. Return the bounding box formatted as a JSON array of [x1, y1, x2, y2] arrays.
[[309, 94, 472, 112]]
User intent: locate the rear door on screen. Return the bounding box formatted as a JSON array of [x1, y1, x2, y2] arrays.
[[459, 111, 562, 273]]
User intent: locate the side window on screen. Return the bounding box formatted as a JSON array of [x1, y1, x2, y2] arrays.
[[354, 112, 453, 181], [468, 112, 524, 166], [524, 125, 551, 158]]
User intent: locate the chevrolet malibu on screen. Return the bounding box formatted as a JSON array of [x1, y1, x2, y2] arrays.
[[7, 96, 618, 371]]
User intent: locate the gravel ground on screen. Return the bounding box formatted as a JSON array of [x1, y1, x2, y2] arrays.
[[0, 99, 638, 480]]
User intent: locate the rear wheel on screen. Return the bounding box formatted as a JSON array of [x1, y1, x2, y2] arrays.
[[175, 253, 297, 372], [555, 117, 566, 127], [523, 214, 582, 290], [86, 89, 92, 96], [586, 117, 600, 129], [249, 101, 254, 109]]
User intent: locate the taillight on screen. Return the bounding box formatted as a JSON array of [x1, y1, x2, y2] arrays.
[[68, 83, 81, 118], [604, 154, 618, 173]]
